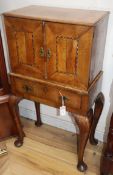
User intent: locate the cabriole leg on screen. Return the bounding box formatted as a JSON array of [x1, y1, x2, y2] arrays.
[[89, 92, 104, 145], [73, 109, 93, 172], [8, 95, 25, 147], [35, 102, 42, 127]]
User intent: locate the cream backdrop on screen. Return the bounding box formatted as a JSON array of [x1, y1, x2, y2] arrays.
[[0, 0, 113, 142]]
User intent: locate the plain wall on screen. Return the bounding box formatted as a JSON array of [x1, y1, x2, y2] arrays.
[[0, 0, 113, 142]]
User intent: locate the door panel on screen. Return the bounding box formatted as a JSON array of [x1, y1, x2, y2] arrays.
[[5, 17, 45, 79], [57, 36, 77, 74], [46, 22, 94, 89]]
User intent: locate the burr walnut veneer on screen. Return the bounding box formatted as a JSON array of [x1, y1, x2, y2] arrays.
[[3, 6, 109, 172]]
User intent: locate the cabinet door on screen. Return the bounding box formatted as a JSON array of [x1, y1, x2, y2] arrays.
[[5, 17, 45, 79], [46, 22, 94, 89]]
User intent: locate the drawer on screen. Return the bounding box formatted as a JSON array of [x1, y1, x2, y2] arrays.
[[10, 76, 83, 112]]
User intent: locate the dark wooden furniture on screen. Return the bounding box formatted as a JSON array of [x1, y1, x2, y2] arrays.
[[100, 113, 113, 175], [0, 31, 9, 95], [0, 31, 25, 147], [3, 6, 109, 172]]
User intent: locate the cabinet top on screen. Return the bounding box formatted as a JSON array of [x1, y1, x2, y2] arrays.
[[3, 5, 109, 26]]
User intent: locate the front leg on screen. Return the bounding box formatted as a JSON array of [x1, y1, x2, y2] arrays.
[[73, 109, 93, 172], [35, 102, 42, 127], [89, 92, 104, 145], [8, 95, 25, 147]]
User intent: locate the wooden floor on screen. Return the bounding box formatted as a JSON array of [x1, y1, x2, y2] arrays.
[[0, 117, 103, 175]]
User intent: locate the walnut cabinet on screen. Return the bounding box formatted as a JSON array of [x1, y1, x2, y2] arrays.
[[3, 6, 109, 172]]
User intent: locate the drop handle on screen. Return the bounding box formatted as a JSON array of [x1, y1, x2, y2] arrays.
[[47, 48, 51, 59], [39, 47, 45, 58], [23, 85, 32, 93]]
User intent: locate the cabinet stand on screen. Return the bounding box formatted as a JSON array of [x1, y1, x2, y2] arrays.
[[33, 92, 104, 172]]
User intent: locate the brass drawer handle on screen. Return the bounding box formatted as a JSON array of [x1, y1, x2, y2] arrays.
[[22, 85, 32, 93], [47, 48, 51, 59], [39, 47, 45, 58]]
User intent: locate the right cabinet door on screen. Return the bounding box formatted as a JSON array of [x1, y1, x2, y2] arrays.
[[45, 22, 94, 89]]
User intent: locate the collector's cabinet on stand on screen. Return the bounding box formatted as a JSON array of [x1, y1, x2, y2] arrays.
[[3, 6, 109, 172]]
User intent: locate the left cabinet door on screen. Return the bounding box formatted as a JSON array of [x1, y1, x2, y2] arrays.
[[4, 17, 45, 79]]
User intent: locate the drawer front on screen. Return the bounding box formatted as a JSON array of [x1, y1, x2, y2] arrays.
[[10, 76, 84, 113]]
